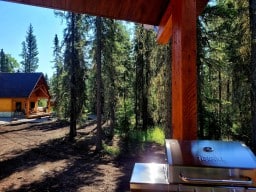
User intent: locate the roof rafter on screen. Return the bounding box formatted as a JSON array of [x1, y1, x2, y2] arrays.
[[157, 1, 173, 44], [157, 0, 209, 44]]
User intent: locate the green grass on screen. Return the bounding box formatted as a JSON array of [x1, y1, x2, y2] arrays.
[[103, 143, 121, 157], [128, 126, 165, 145], [146, 127, 165, 145], [102, 127, 165, 157]]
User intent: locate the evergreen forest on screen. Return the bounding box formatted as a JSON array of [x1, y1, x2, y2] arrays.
[[1, 0, 256, 152]]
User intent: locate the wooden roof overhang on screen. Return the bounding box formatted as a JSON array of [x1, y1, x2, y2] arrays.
[[2, 0, 209, 140], [3, 0, 208, 43], [30, 76, 50, 99]]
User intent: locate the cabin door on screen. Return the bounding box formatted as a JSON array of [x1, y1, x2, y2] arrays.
[[30, 102, 35, 113], [15, 102, 22, 112]]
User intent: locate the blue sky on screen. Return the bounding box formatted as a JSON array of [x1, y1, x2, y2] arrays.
[[0, 1, 65, 78]]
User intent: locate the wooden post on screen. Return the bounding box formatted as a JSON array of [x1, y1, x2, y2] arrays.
[[171, 0, 197, 140], [25, 100, 29, 118], [47, 98, 51, 113]]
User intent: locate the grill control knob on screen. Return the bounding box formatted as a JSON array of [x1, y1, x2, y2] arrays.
[[203, 146, 214, 152]]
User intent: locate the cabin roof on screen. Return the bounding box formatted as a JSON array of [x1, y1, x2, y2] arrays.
[[0, 72, 48, 98]]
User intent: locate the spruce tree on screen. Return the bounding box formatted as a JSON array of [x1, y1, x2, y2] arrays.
[[250, 0, 256, 152], [101, 19, 132, 139], [63, 13, 86, 141], [51, 34, 63, 118], [0, 49, 18, 72], [133, 25, 154, 131], [0, 49, 6, 72], [197, 0, 252, 142], [20, 24, 39, 72], [95, 16, 103, 151]]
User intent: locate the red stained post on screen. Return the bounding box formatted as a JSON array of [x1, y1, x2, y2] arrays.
[[171, 0, 197, 140]]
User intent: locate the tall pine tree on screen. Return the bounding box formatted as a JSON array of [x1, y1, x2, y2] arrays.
[[0, 49, 7, 72], [20, 24, 39, 73], [250, 0, 256, 152], [51, 34, 63, 117], [0, 49, 19, 72], [95, 16, 103, 151], [63, 13, 87, 141]]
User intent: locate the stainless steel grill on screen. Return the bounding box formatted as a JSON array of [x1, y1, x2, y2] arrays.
[[130, 139, 256, 192]]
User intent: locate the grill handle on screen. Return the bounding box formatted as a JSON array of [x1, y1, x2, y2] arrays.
[[179, 173, 253, 186]]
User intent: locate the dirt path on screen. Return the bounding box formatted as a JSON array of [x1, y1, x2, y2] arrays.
[[0, 119, 165, 192]]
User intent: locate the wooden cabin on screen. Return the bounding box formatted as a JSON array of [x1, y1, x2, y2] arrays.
[[0, 73, 51, 118]]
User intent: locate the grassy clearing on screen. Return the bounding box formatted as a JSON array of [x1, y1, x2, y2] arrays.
[[128, 126, 165, 145], [103, 143, 121, 157], [102, 126, 165, 157]]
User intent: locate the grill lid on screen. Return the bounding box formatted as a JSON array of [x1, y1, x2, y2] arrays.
[[165, 139, 256, 169]]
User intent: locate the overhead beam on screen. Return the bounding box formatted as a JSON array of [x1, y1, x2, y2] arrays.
[[2, 0, 208, 28], [1, 0, 170, 25], [157, 0, 208, 44], [157, 1, 173, 44], [197, 0, 209, 16]]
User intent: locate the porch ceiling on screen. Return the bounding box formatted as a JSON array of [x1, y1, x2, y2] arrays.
[[2, 0, 208, 25]]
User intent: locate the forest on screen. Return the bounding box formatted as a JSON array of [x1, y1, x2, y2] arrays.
[[1, 0, 256, 152]]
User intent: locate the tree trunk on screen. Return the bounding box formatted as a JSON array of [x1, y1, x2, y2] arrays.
[[142, 32, 150, 131], [135, 55, 139, 129], [218, 69, 222, 139], [108, 20, 115, 139], [134, 26, 144, 129], [226, 79, 231, 140], [250, 0, 256, 153], [165, 43, 172, 138], [95, 16, 103, 152], [69, 13, 77, 141], [108, 61, 115, 139], [197, 20, 205, 139], [109, 102, 115, 138]]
